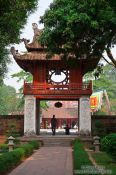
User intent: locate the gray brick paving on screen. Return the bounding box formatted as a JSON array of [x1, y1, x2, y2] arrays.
[[8, 147, 73, 175]]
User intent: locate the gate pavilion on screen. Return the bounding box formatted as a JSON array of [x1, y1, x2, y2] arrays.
[[11, 23, 99, 136]]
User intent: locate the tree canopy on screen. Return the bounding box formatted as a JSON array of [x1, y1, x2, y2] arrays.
[[0, 0, 38, 81], [0, 84, 22, 115], [40, 0, 116, 67]]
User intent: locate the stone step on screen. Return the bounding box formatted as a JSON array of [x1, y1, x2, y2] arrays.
[[43, 140, 71, 147], [40, 137, 75, 147], [43, 144, 70, 147], [20, 135, 93, 148], [20, 135, 76, 147]]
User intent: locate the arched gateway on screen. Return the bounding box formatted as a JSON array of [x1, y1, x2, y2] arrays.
[[11, 24, 99, 136]]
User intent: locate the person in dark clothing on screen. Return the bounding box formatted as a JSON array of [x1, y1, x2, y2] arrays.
[[51, 115, 57, 135], [64, 124, 70, 135]]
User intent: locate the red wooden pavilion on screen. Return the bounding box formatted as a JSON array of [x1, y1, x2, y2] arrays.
[[11, 23, 100, 136]]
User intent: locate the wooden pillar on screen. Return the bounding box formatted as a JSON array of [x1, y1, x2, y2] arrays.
[[36, 99, 41, 135]]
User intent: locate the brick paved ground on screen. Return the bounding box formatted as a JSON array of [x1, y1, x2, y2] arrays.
[[8, 147, 73, 175]]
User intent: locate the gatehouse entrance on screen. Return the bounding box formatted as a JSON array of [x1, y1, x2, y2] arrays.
[[41, 100, 78, 130], [24, 96, 91, 136], [11, 23, 99, 136]]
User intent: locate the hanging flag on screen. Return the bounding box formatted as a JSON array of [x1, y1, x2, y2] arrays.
[[90, 91, 103, 112]]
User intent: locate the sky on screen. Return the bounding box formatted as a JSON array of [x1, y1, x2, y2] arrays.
[[4, 0, 53, 92]]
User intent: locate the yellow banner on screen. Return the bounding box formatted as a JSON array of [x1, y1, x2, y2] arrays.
[[90, 91, 103, 112]]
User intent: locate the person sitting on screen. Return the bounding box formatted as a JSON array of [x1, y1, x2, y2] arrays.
[[64, 124, 70, 135]]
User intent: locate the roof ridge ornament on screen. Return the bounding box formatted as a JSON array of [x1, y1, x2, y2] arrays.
[[10, 47, 20, 58], [32, 23, 42, 37], [21, 23, 44, 51]]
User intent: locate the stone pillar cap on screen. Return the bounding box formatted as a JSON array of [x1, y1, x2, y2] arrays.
[[8, 136, 15, 140], [93, 136, 100, 139]]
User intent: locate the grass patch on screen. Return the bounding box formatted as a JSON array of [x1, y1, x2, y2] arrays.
[[92, 152, 116, 175], [73, 139, 98, 175], [73, 139, 92, 169]]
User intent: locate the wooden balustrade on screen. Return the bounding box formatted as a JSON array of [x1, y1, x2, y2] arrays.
[[23, 81, 92, 98]]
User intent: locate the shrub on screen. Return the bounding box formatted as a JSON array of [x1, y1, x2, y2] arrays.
[[101, 133, 116, 161], [11, 148, 25, 164], [14, 138, 20, 145], [28, 140, 39, 149], [0, 148, 25, 173], [0, 144, 8, 153], [20, 143, 33, 156], [6, 132, 21, 137], [0, 141, 39, 174], [92, 120, 106, 137], [0, 152, 14, 173]]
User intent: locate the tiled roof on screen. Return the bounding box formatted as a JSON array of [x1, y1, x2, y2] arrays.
[[15, 52, 61, 61]]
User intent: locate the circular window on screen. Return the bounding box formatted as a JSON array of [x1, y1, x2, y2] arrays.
[[51, 72, 66, 83]]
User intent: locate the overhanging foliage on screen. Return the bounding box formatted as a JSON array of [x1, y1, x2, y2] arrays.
[[40, 0, 116, 67], [0, 0, 38, 81]]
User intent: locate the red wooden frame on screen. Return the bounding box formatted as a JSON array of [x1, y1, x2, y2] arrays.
[[24, 81, 92, 100]]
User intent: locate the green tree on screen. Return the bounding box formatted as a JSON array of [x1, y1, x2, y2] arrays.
[[0, 84, 21, 115], [40, 0, 116, 67], [0, 0, 38, 80]]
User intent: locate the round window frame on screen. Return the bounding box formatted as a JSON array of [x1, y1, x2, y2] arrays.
[[50, 71, 66, 83]]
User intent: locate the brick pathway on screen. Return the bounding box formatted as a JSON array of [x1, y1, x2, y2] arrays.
[[8, 147, 73, 175]]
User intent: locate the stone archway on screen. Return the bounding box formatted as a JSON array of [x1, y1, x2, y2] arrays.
[[24, 95, 91, 136]]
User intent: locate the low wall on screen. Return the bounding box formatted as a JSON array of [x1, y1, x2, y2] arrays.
[[91, 115, 116, 134], [0, 115, 116, 136], [0, 115, 24, 135]]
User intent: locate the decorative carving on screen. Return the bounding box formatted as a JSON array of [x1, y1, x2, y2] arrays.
[[10, 47, 20, 57], [32, 23, 42, 37], [32, 23, 43, 48], [21, 38, 30, 46], [47, 69, 70, 85], [21, 23, 43, 49]]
